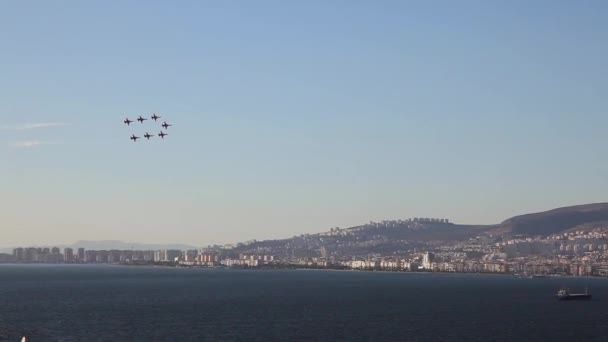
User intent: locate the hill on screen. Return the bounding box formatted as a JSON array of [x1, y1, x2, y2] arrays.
[[222, 203, 608, 258], [222, 219, 494, 258], [498, 203, 608, 236]]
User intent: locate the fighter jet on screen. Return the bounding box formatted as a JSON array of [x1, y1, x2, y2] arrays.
[[158, 131, 168, 139], [151, 113, 161, 121], [124, 118, 133, 125], [161, 121, 172, 129], [144, 132, 154, 140], [137, 115, 147, 123], [130, 134, 140, 142]]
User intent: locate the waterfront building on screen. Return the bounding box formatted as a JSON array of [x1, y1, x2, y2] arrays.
[[77, 248, 85, 262], [13, 248, 24, 262], [422, 252, 434, 270], [64, 248, 74, 263]]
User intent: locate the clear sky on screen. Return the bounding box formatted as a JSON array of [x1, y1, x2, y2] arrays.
[[1, 0, 607, 247]]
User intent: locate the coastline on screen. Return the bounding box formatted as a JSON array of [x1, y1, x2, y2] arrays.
[[1, 262, 604, 280]]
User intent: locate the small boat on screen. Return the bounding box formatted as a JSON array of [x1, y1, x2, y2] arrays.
[[556, 287, 591, 300]]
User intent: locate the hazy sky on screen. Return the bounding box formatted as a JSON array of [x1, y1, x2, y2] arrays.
[[1, 1, 607, 247]]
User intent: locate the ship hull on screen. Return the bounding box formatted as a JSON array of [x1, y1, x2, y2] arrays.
[[558, 294, 591, 300]]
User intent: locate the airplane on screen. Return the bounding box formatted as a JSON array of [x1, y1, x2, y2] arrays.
[[151, 113, 161, 121], [130, 134, 140, 142], [124, 118, 133, 125], [144, 132, 154, 140], [137, 115, 147, 123], [158, 131, 168, 139], [161, 121, 172, 129]]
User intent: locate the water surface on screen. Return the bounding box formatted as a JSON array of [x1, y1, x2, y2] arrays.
[[0, 265, 606, 341]]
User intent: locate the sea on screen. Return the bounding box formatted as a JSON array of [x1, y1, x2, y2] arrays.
[[1, 265, 607, 341]]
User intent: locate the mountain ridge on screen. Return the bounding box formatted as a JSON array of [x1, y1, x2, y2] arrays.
[[497, 202, 608, 236]]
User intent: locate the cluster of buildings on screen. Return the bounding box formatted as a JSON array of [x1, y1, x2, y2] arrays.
[[271, 252, 608, 277], [6, 247, 277, 268], [11, 247, 83, 264], [4, 244, 608, 278], [226, 226, 608, 277], [6, 224, 608, 278], [9, 247, 194, 264]]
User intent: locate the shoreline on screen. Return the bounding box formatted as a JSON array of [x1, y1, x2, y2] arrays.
[[1, 262, 606, 280]]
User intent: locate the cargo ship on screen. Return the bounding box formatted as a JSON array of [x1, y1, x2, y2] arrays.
[[556, 287, 591, 300]]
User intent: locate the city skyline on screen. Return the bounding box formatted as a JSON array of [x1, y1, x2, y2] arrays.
[[2, 201, 606, 251], [2, 1, 608, 246], [5, 203, 608, 280], [6, 223, 608, 279]]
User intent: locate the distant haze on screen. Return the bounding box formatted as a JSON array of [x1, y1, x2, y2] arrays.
[[1, 1, 608, 246]]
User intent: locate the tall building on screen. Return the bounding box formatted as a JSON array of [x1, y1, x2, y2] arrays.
[[165, 250, 182, 262], [64, 248, 74, 263], [85, 250, 97, 263], [143, 251, 155, 261], [422, 252, 434, 270], [154, 250, 166, 262], [185, 250, 198, 262], [96, 251, 108, 263], [154, 250, 182, 262], [13, 248, 24, 262], [25, 248, 37, 263], [107, 250, 121, 263], [77, 248, 85, 262]]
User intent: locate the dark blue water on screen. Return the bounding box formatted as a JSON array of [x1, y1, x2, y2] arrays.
[[0, 265, 607, 341]]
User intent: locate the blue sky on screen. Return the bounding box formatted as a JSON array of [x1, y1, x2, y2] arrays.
[[1, 1, 607, 246]]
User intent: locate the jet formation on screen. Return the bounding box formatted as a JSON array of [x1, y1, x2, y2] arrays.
[[124, 113, 171, 142]]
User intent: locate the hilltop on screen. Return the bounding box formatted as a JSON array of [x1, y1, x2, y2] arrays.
[[497, 203, 608, 236]]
